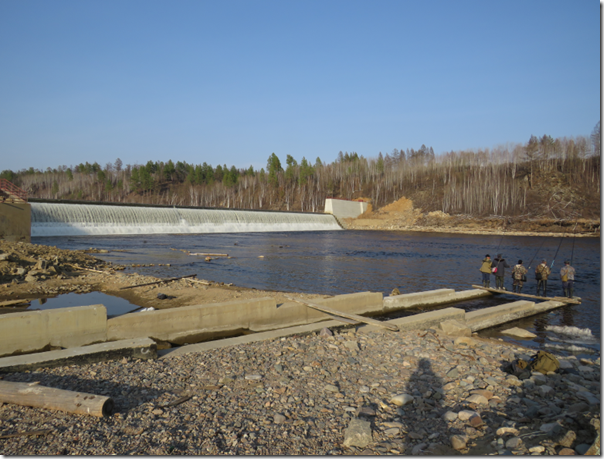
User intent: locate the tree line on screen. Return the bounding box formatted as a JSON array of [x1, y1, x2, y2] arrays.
[[1, 122, 600, 220]]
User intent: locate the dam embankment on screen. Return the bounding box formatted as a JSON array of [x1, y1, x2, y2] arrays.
[[27, 200, 342, 237]]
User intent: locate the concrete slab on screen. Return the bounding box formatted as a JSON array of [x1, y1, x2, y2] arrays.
[[466, 301, 536, 332], [0, 338, 157, 373], [359, 307, 466, 334], [382, 289, 455, 311], [0, 305, 107, 358]]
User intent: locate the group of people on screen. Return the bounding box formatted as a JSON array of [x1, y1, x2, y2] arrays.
[[479, 253, 576, 298]]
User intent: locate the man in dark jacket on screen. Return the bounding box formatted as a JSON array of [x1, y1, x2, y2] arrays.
[[492, 253, 510, 290]]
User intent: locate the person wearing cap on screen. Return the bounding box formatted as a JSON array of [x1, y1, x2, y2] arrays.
[[535, 259, 551, 296], [491, 253, 510, 290], [511, 259, 528, 293], [560, 260, 576, 298], [479, 254, 492, 288]]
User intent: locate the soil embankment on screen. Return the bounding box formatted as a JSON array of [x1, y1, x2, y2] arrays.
[[343, 197, 600, 237]]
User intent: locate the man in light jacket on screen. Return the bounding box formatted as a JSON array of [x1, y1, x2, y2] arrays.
[[560, 260, 576, 298], [535, 259, 551, 297]]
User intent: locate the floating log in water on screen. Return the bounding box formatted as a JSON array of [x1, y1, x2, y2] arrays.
[[471, 285, 581, 305], [120, 274, 198, 290], [0, 380, 114, 417], [284, 295, 399, 332]]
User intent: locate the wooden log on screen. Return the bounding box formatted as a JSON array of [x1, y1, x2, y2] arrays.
[[284, 295, 399, 332], [0, 380, 114, 417], [120, 274, 197, 290], [471, 285, 581, 305], [186, 278, 212, 285]]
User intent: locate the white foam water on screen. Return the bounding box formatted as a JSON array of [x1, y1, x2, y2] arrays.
[[31, 202, 342, 236], [543, 343, 597, 354], [545, 325, 598, 344]]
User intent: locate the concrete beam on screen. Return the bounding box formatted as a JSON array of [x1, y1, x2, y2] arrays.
[[0, 305, 107, 358], [383, 288, 491, 312], [107, 292, 383, 345], [0, 338, 157, 373], [466, 300, 537, 332], [359, 307, 466, 334]]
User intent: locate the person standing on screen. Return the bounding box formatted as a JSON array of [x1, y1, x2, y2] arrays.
[[511, 259, 528, 293], [492, 253, 510, 290], [560, 260, 576, 298], [535, 259, 551, 297], [479, 254, 492, 288]]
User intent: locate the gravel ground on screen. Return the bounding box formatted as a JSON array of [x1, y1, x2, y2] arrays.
[[0, 327, 600, 455]]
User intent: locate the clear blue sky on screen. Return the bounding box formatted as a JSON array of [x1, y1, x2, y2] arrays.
[[0, 0, 600, 172]]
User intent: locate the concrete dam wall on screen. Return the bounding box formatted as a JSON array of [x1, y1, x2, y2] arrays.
[[30, 202, 342, 237]]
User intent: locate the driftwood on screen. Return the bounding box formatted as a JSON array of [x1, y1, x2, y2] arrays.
[[471, 285, 581, 305], [0, 380, 114, 417], [0, 299, 31, 308], [0, 429, 53, 439], [284, 295, 399, 332], [120, 274, 197, 290], [187, 278, 212, 285], [65, 263, 110, 274]]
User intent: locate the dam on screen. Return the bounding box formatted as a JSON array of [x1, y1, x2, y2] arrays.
[[28, 201, 342, 237]]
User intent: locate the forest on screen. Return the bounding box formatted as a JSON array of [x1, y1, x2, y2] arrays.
[[1, 123, 601, 221]]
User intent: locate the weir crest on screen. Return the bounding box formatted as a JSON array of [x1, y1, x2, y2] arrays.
[[30, 202, 342, 237]]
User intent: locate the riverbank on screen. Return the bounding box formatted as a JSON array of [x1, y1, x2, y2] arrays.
[[341, 197, 600, 237], [0, 324, 599, 455], [0, 241, 600, 454]]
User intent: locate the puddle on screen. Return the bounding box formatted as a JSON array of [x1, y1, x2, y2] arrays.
[[27, 291, 141, 318]]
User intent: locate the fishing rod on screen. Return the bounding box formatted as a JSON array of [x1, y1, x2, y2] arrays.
[[550, 218, 578, 269], [570, 220, 578, 266], [527, 238, 545, 270]]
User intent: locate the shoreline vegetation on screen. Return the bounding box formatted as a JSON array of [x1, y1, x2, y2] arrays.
[[2, 127, 600, 226]]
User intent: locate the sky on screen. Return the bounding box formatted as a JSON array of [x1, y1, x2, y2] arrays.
[[0, 0, 600, 173]]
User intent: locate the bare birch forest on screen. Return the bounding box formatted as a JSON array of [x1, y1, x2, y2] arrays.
[[2, 128, 601, 221]]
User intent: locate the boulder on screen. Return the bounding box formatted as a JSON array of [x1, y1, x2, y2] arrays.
[[500, 327, 537, 339], [440, 319, 471, 337], [343, 419, 373, 448]]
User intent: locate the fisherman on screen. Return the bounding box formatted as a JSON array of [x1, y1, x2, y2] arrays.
[[535, 259, 551, 297], [479, 254, 492, 288], [560, 260, 576, 298], [492, 253, 510, 290], [511, 259, 528, 293]]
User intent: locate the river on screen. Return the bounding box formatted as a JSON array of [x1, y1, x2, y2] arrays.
[[33, 230, 600, 358]]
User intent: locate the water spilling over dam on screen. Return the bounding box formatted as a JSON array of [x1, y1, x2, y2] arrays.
[[30, 202, 342, 237]]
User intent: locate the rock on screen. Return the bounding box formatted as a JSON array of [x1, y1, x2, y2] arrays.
[[466, 394, 489, 405], [446, 367, 459, 378], [501, 327, 537, 339], [531, 373, 547, 386], [529, 445, 545, 453], [245, 374, 262, 380], [557, 430, 576, 448], [558, 447, 576, 455], [273, 414, 286, 424], [384, 428, 400, 436], [505, 437, 522, 449], [574, 444, 590, 455], [470, 389, 493, 399], [541, 422, 562, 433], [390, 394, 414, 406], [324, 384, 339, 393], [454, 336, 477, 347], [458, 410, 477, 421], [440, 319, 472, 337], [450, 435, 468, 450], [343, 341, 359, 351], [469, 414, 484, 427], [443, 411, 458, 422], [319, 327, 333, 337], [411, 443, 427, 455], [539, 385, 554, 396], [24, 274, 37, 283], [497, 427, 519, 436], [343, 419, 372, 448], [357, 406, 376, 416]]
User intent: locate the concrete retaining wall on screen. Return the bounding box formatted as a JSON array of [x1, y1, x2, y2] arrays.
[[0, 202, 31, 242], [0, 305, 107, 358], [324, 198, 368, 219]]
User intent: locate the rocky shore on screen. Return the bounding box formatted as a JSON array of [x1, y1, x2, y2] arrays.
[[0, 326, 600, 455]]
